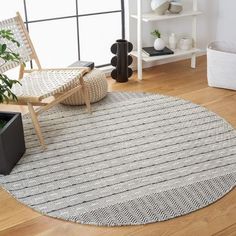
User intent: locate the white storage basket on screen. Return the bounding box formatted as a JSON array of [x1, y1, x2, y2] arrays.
[[207, 41, 236, 90]]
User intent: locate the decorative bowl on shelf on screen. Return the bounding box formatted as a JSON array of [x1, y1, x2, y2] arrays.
[[151, 0, 170, 15], [179, 37, 193, 50], [169, 2, 183, 14]]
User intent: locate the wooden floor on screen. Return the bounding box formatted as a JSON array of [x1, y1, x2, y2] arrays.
[[0, 56, 236, 236]]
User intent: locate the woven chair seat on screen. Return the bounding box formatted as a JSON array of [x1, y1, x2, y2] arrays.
[[12, 68, 87, 100]]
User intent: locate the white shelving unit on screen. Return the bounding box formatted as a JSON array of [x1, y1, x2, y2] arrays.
[[131, 0, 203, 80]]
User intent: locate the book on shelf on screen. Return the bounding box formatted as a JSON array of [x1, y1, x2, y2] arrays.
[[142, 47, 174, 57]]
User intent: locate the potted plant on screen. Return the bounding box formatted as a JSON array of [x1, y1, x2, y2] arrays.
[[0, 29, 25, 175], [151, 29, 166, 51]]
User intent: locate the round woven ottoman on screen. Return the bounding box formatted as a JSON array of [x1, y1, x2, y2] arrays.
[[61, 69, 108, 105]]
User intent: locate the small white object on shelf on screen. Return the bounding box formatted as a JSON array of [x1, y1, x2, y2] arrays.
[[179, 37, 193, 50], [169, 33, 177, 50], [151, 0, 169, 15], [133, 0, 202, 80], [154, 38, 166, 50], [169, 2, 183, 14]]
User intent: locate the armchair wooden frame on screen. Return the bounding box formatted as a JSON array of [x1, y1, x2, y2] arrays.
[[0, 12, 91, 150]]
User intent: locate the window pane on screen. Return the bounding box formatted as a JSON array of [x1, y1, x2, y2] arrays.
[[78, 0, 121, 15], [0, 0, 25, 20], [28, 19, 78, 68], [26, 0, 76, 21], [79, 13, 122, 66]]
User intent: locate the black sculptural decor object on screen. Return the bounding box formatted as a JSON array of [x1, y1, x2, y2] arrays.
[[111, 39, 133, 83]]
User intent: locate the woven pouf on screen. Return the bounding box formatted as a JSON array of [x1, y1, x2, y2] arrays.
[[61, 69, 108, 105]]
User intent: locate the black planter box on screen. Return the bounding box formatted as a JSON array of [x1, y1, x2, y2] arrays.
[[0, 112, 25, 175]]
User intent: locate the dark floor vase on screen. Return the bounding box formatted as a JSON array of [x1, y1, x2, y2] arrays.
[[111, 39, 133, 83], [0, 112, 25, 175]]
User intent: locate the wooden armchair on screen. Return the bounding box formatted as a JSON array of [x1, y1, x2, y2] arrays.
[[0, 12, 91, 149]]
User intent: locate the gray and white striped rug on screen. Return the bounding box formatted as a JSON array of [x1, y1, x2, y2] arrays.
[[0, 92, 236, 226]]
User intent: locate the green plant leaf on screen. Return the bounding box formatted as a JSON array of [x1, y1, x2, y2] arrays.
[[151, 29, 161, 38], [0, 119, 7, 129], [0, 29, 22, 103], [1, 44, 7, 52]]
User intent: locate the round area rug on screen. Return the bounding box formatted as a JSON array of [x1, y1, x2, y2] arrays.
[[0, 92, 236, 226]]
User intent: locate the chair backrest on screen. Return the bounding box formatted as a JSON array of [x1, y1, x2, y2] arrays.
[[0, 12, 41, 74]]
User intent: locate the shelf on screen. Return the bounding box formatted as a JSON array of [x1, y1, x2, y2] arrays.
[[130, 48, 201, 62], [131, 11, 203, 22], [133, 0, 202, 80]]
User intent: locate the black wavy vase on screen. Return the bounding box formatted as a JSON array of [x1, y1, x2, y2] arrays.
[[110, 39, 133, 83]]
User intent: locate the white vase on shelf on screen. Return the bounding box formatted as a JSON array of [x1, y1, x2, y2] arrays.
[[169, 33, 177, 50], [154, 38, 166, 51]]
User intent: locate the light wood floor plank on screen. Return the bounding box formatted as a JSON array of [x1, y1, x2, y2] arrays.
[[0, 192, 39, 231], [213, 223, 236, 236]]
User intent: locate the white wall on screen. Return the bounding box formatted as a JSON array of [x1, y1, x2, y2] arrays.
[[127, 0, 219, 67], [216, 0, 236, 41]]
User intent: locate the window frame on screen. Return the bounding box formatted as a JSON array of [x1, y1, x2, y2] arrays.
[[22, 0, 125, 67]]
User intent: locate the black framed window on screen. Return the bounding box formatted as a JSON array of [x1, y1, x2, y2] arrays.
[[0, 0, 125, 68]]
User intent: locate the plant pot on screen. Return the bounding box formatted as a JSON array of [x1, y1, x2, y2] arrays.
[[0, 112, 25, 175], [154, 38, 166, 51]]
